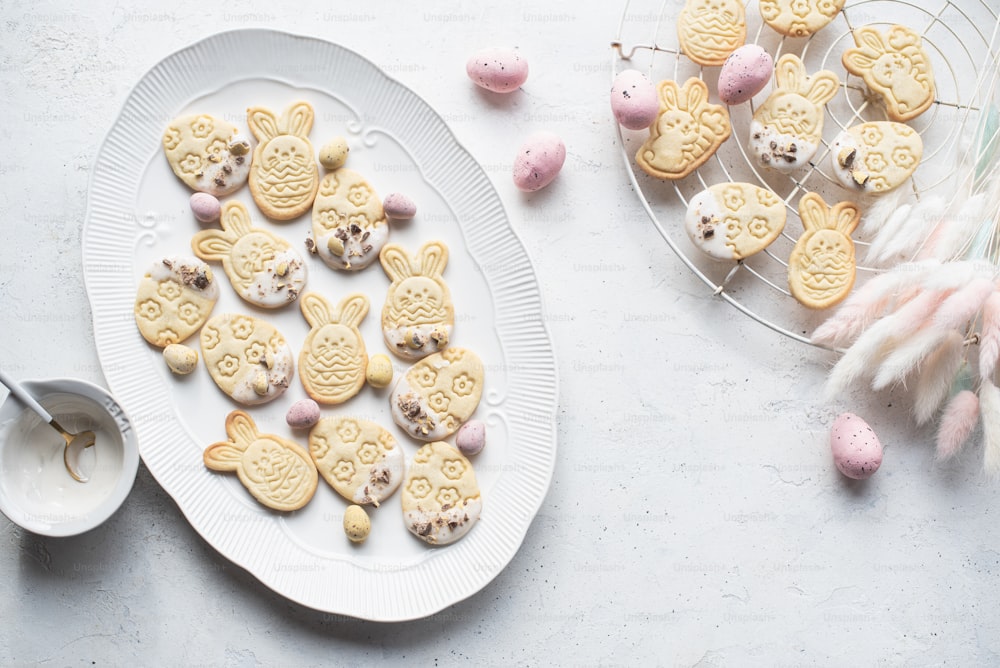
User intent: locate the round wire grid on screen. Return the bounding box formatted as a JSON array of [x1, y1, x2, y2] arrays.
[[613, 0, 1000, 345]]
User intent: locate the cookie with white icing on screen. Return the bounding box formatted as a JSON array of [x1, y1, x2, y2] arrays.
[[379, 241, 454, 360], [192, 201, 307, 308], [134, 255, 218, 347], [402, 441, 482, 545], [830, 121, 922, 193], [390, 348, 483, 441], [685, 183, 786, 261], [308, 417, 403, 506], [162, 113, 252, 196], [200, 313, 295, 405], [311, 168, 389, 271]]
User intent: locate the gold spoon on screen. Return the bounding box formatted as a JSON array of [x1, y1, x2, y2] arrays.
[[0, 369, 95, 483]]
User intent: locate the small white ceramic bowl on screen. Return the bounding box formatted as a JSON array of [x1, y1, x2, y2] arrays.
[[0, 378, 139, 537]]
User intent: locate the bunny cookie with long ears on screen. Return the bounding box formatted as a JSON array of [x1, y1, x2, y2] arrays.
[[204, 410, 318, 512], [636, 77, 731, 180], [299, 292, 370, 405], [192, 201, 307, 308], [788, 192, 861, 309], [749, 54, 840, 173], [246, 100, 320, 220], [842, 25, 935, 122], [379, 241, 454, 360]]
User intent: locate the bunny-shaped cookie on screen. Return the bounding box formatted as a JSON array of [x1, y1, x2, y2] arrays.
[[842, 25, 935, 122], [192, 201, 307, 308], [247, 101, 319, 220], [788, 192, 861, 309], [636, 77, 731, 180], [379, 241, 454, 360], [750, 54, 840, 173], [677, 0, 746, 67], [204, 410, 318, 511], [299, 292, 370, 405]]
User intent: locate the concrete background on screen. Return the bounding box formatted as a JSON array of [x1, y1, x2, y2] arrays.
[[1, 0, 998, 665]]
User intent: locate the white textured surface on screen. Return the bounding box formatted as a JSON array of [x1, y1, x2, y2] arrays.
[[1, 0, 999, 664]]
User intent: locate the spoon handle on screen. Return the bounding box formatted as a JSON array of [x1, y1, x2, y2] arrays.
[[0, 368, 54, 425]]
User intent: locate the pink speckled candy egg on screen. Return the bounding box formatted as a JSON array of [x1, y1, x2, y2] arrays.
[[610, 69, 659, 130], [466, 47, 528, 93], [383, 192, 417, 220], [286, 399, 320, 429], [190, 192, 221, 223], [455, 420, 485, 456], [830, 412, 883, 479], [513, 132, 566, 192], [718, 44, 773, 106]]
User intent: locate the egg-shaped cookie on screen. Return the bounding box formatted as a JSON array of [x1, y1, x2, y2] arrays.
[[830, 121, 922, 194], [200, 313, 295, 405], [402, 441, 482, 545], [162, 114, 252, 196], [759, 0, 845, 37], [308, 417, 404, 506], [677, 0, 746, 67], [390, 348, 484, 441], [311, 168, 389, 271], [204, 410, 317, 511], [134, 255, 219, 347], [685, 183, 787, 261]]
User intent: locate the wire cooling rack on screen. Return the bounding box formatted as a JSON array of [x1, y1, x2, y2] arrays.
[[612, 0, 1000, 345]]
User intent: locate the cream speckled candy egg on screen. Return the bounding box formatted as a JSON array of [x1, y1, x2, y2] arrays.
[[611, 70, 659, 131], [134, 255, 219, 348], [200, 313, 294, 405], [830, 121, 923, 194], [390, 348, 484, 441], [685, 182, 786, 261]]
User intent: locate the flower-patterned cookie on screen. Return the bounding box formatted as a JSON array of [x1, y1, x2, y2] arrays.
[[247, 100, 320, 220], [204, 410, 317, 511], [401, 441, 482, 545], [162, 113, 252, 196], [390, 348, 484, 441], [788, 192, 861, 309], [677, 0, 746, 67], [635, 78, 731, 180], [311, 168, 389, 271], [200, 313, 295, 405], [750, 54, 840, 172], [299, 292, 369, 405], [308, 417, 404, 506], [192, 201, 307, 308], [684, 183, 787, 261], [830, 121, 923, 193], [379, 241, 454, 360], [134, 255, 218, 347], [759, 0, 845, 37], [842, 25, 935, 122]]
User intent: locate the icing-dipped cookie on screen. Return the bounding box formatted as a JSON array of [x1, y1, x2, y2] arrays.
[[311, 168, 389, 271], [759, 0, 845, 37], [204, 410, 317, 511], [200, 313, 295, 405], [379, 241, 454, 360], [842, 25, 935, 122], [390, 348, 484, 441], [788, 193, 860, 309], [830, 121, 922, 193], [402, 441, 482, 545], [677, 0, 746, 67], [750, 54, 839, 172], [162, 113, 252, 196], [685, 183, 786, 261], [247, 101, 320, 220], [192, 201, 307, 308], [308, 417, 404, 506], [635, 78, 731, 180], [134, 255, 218, 347], [299, 292, 369, 405]]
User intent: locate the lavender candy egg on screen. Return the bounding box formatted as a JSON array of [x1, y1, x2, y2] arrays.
[[466, 47, 528, 93], [286, 399, 320, 429], [190, 192, 221, 223], [513, 132, 566, 192], [610, 70, 659, 130], [455, 420, 486, 456], [383, 193, 417, 220], [830, 412, 883, 480], [718, 44, 773, 106]]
